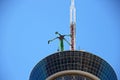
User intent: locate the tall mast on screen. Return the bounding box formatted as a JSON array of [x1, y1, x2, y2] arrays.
[[70, 0, 76, 50]]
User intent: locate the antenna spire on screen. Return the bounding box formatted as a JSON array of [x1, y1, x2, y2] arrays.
[[70, 0, 76, 50]]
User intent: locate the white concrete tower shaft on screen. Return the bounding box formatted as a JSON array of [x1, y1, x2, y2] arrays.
[[70, 0, 76, 50]]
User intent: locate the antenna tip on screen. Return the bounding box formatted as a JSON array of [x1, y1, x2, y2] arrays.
[[71, 0, 75, 5]]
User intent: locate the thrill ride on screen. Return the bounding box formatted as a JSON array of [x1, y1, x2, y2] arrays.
[[48, 32, 71, 51]]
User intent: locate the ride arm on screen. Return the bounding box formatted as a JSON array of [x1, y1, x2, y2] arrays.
[[48, 37, 58, 44], [55, 32, 62, 36], [63, 38, 71, 46], [64, 34, 71, 37]]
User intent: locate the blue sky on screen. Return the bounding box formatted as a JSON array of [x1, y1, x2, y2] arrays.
[[0, 0, 120, 80]]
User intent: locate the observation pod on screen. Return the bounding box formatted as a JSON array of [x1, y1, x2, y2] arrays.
[[29, 51, 118, 80]]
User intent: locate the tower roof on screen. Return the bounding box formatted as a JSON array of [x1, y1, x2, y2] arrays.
[[29, 51, 118, 80]]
